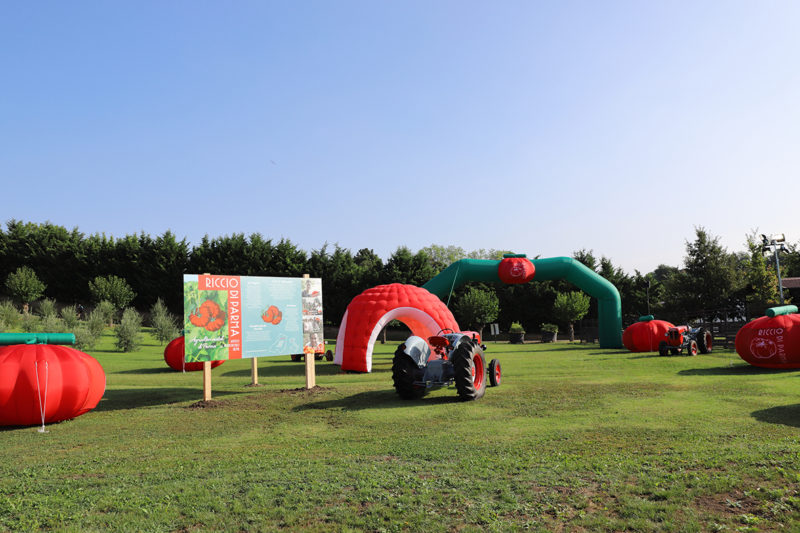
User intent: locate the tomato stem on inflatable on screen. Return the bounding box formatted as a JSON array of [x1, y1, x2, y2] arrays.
[[766, 305, 798, 318]]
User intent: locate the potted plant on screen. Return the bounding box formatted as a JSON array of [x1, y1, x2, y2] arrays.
[[540, 323, 559, 343], [509, 321, 526, 344]]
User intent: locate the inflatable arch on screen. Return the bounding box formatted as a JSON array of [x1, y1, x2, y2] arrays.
[[423, 256, 623, 349], [335, 255, 622, 372], [334, 284, 459, 372]]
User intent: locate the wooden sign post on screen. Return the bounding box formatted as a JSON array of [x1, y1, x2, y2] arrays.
[[303, 274, 316, 389], [251, 358, 259, 386], [202, 273, 213, 401], [203, 361, 212, 401]]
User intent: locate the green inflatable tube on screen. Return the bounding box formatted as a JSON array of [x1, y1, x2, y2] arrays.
[[422, 256, 623, 349], [766, 305, 798, 317], [0, 333, 76, 346]]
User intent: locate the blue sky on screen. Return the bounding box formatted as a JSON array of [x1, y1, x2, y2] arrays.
[[2, 1, 799, 274]]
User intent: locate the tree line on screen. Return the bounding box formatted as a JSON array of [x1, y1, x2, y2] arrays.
[[2, 220, 799, 334]]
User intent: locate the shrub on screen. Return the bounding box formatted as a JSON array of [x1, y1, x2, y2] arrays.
[[86, 309, 106, 338], [60, 304, 80, 329], [39, 315, 65, 333], [150, 298, 179, 345], [73, 326, 98, 351], [509, 321, 526, 334], [0, 301, 20, 330], [115, 308, 142, 352], [540, 323, 559, 333], [20, 313, 40, 332], [37, 298, 58, 318], [94, 300, 116, 327]]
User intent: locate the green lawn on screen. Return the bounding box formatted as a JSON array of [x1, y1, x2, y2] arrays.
[[2, 331, 800, 532]]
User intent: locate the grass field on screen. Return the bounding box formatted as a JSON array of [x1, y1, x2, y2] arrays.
[[3, 331, 800, 532]]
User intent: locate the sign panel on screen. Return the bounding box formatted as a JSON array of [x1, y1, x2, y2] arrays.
[[183, 274, 322, 362]]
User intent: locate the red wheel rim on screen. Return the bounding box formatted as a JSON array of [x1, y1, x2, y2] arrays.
[[494, 364, 501, 384], [473, 354, 485, 389], [706, 332, 712, 350]]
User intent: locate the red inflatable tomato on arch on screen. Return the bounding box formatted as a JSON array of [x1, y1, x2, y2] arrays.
[[334, 284, 459, 372]]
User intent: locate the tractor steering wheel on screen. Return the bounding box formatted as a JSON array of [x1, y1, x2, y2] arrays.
[[437, 328, 455, 336]]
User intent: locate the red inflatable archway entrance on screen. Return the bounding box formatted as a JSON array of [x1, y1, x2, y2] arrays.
[[334, 284, 459, 372]]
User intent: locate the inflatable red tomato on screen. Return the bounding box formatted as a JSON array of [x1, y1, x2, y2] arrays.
[[622, 319, 674, 352], [164, 336, 225, 372], [498, 256, 535, 285], [0, 344, 105, 427], [735, 314, 800, 368], [334, 283, 459, 372]]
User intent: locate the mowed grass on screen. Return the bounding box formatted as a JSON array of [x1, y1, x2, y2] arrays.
[[3, 332, 800, 532]]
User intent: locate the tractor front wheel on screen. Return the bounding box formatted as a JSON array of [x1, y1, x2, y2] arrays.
[[687, 340, 699, 356], [488, 359, 502, 387], [325, 350, 333, 361], [392, 349, 426, 400], [453, 340, 487, 401], [696, 328, 713, 354], [658, 341, 669, 357]]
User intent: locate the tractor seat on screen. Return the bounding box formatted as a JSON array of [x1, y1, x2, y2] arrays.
[[428, 336, 449, 348]]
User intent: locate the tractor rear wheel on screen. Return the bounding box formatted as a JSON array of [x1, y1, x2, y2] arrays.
[[453, 340, 487, 401], [696, 328, 713, 354], [488, 359, 502, 387], [290, 354, 303, 362], [658, 341, 669, 357], [392, 349, 426, 400], [687, 340, 699, 356]]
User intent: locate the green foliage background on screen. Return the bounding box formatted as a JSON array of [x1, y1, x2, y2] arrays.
[[3, 220, 800, 333]]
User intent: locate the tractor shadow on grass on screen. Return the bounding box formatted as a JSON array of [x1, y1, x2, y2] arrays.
[[678, 365, 800, 376], [752, 404, 800, 428], [115, 367, 175, 375], [293, 389, 462, 412], [95, 387, 241, 411]]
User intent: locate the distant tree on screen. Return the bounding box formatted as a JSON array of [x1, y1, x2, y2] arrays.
[[150, 298, 180, 344], [552, 291, 591, 341], [5, 266, 46, 314], [115, 308, 142, 352], [420, 244, 467, 273], [573, 249, 599, 272], [382, 246, 437, 287], [662, 228, 743, 321], [88, 275, 136, 321], [743, 233, 780, 314], [454, 287, 500, 338]]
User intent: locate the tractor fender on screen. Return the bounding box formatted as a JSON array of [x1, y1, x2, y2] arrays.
[[401, 336, 432, 368]]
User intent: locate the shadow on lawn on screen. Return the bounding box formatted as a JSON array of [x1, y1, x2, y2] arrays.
[[678, 365, 800, 376], [95, 387, 241, 411], [220, 358, 392, 378], [752, 404, 800, 428], [294, 389, 461, 412], [115, 367, 175, 375]]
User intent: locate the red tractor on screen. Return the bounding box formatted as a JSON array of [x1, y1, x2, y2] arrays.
[[392, 329, 501, 401], [658, 326, 713, 356]]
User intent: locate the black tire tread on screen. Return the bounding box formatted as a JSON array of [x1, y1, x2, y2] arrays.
[[453, 340, 486, 401], [392, 348, 426, 400]]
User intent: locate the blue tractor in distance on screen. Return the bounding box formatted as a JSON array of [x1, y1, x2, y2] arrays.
[[391, 329, 501, 401]]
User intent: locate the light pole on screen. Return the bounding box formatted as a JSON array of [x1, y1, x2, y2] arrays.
[[761, 233, 787, 305]]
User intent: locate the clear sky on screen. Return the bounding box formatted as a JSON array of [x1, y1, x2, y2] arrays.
[[2, 1, 799, 274]]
